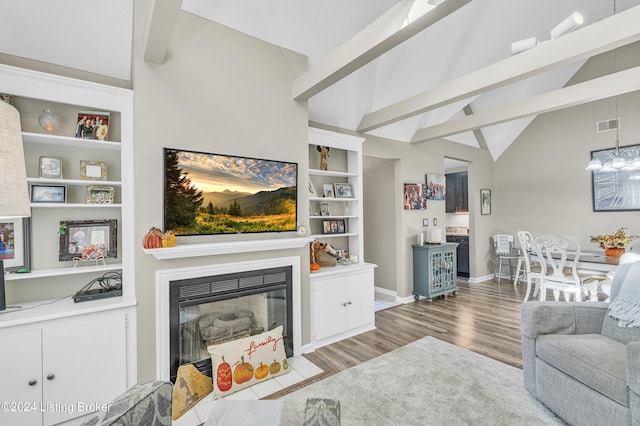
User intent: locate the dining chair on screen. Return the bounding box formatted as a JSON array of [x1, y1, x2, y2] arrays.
[[626, 240, 640, 253], [534, 235, 603, 302], [492, 234, 518, 283], [515, 230, 542, 301]]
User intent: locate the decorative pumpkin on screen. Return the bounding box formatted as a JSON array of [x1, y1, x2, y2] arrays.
[[162, 230, 177, 247], [310, 263, 320, 272], [216, 356, 233, 392], [270, 360, 281, 375], [233, 356, 254, 384], [255, 363, 269, 380], [142, 227, 163, 249]]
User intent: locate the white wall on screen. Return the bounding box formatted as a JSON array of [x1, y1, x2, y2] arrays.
[[132, 2, 308, 381]]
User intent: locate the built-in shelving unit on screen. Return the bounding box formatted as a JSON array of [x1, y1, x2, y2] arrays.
[[0, 64, 136, 425]]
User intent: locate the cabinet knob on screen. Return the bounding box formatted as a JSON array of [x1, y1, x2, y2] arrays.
[[28, 379, 37, 386], [46, 374, 55, 381]]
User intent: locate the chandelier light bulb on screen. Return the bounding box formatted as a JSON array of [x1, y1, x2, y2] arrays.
[[585, 158, 602, 171]]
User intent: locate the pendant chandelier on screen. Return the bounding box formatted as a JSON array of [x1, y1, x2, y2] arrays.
[[585, 0, 640, 172]]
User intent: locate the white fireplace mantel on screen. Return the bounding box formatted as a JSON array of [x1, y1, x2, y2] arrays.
[[143, 237, 314, 260]]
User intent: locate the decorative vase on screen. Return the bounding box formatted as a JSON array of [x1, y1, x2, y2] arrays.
[[605, 247, 625, 257], [38, 108, 61, 133]]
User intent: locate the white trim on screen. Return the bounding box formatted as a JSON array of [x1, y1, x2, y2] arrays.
[[155, 256, 302, 381]]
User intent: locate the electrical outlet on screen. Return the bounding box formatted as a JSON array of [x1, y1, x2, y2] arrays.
[[433, 218, 438, 226]]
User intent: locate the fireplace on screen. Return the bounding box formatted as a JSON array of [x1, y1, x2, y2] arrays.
[[155, 256, 302, 382], [169, 266, 293, 382]]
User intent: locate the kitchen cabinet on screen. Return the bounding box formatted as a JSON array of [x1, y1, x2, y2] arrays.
[[412, 243, 458, 302], [445, 171, 468, 213], [0, 310, 128, 426], [310, 264, 376, 348], [446, 235, 470, 277]]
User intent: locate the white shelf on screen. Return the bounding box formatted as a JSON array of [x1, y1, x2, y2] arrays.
[[5, 263, 123, 281], [28, 177, 122, 187], [308, 262, 376, 279], [30, 203, 122, 208], [309, 169, 357, 178], [310, 197, 357, 202], [143, 237, 314, 260], [310, 233, 358, 239], [22, 131, 121, 150], [310, 215, 357, 220]]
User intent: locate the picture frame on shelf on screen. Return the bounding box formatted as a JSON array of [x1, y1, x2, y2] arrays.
[[0, 218, 31, 272], [322, 219, 346, 234], [481, 189, 492, 215], [86, 185, 115, 204], [309, 180, 317, 196], [59, 219, 117, 262], [322, 183, 335, 198], [76, 111, 110, 140], [39, 156, 63, 179], [320, 202, 331, 216], [31, 184, 67, 203], [334, 183, 353, 198], [80, 160, 107, 180]]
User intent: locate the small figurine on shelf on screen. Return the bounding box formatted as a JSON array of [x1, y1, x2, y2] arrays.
[[317, 145, 330, 171]]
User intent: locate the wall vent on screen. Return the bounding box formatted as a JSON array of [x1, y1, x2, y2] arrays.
[[596, 118, 620, 133]]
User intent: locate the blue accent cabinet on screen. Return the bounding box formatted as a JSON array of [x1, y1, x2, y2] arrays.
[[412, 243, 458, 302]]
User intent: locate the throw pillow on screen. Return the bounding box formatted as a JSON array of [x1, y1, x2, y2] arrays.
[[208, 325, 288, 398]]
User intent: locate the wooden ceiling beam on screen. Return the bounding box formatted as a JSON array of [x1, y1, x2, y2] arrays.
[[292, 0, 472, 101], [410, 66, 640, 143], [144, 0, 183, 64], [358, 5, 640, 133]]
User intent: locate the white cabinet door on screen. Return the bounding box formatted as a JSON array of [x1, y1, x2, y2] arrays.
[[345, 269, 374, 330], [0, 329, 43, 426], [42, 311, 127, 426], [313, 276, 349, 341]]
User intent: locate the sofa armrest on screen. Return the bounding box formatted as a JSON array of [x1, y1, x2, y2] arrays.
[[628, 342, 640, 395], [521, 301, 609, 339]]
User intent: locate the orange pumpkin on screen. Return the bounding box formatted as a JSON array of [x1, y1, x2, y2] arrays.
[[270, 360, 281, 375], [142, 227, 163, 249], [233, 356, 254, 384], [255, 363, 269, 380], [310, 263, 320, 272], [216, 356, 233, 392]]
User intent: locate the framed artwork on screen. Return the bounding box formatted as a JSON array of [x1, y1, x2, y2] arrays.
[[403, 183, 426, 210], [76, 110, 110, 140], [334, 183, 353, 198], [59, 219, 117, 261], [0, 218, 31, 272], [590, 143, 640, 211], [320, 202, 331, 216], [481, 189, 491, 215], [39, 156, 63, 179], [322, 219, 346, 234], [31, 184, 67, 203], [86, 185, 115, 204], [322, 183, 335, 198], [425, 174, 446, 200], [80, 160, 107, 180]]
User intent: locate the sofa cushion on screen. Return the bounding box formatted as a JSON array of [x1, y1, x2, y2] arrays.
[[536, 334, 628, 406]]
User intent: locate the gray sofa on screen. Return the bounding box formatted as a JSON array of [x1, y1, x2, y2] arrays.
[[521, 256, 640, 425]]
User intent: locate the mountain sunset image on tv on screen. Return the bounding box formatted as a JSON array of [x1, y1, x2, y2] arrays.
[[164, 148, 298, 235]]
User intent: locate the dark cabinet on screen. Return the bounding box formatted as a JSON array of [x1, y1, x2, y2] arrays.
[[445, 172, 468, 213], [446, 235, 469, 277]]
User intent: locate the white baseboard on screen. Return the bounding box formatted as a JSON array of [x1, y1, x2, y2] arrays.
[[468, 274, 493, 283], [374, 286, 397, 298]]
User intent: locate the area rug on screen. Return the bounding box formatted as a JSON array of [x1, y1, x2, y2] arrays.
[[280, 337, 563, 425]]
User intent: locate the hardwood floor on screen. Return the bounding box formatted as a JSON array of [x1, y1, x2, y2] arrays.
[[267, 278, 527, 399]]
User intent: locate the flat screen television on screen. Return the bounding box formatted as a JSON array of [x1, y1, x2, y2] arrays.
[[164, 148, 298, 236]]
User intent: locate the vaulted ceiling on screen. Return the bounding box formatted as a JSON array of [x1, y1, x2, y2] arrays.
[[2, 0, 640, 161]]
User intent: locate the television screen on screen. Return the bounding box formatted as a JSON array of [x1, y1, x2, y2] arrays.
[[164, 148, 298, 236]]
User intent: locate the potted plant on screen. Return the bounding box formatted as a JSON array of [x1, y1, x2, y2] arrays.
[[590, 227, 638, 257]]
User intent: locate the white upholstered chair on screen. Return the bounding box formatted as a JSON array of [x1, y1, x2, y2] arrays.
[[515, 230, 542, 301]]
